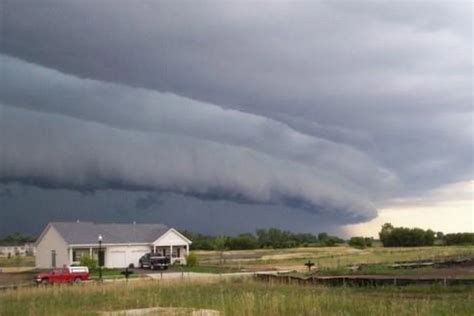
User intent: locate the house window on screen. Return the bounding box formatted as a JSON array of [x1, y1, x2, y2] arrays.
[[51, 250, 56, 268], [72, 249, 90, 262]]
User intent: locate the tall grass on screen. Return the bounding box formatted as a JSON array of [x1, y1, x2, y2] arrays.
[[0, 256, 35, 268], [1, 278, 473, 315]]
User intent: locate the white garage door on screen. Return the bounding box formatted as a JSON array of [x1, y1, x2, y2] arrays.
[[130, 249, 149, 267], [108, 251, 127, 268]]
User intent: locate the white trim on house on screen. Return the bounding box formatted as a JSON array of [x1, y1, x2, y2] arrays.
[[152, 228, 193, 245], [68, 242, 150, 247], [151, 228, 192, 264]]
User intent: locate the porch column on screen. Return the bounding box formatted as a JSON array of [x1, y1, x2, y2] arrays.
[[185, 244, 189, 257], [69, 248, 73, 265], [89, 247, 93, 258], [170, 245, 173, 262]]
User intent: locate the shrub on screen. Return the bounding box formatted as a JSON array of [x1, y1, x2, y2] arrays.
[[226, 234, 259, 250], [364, 237, 373, 247], [348, 237, 374, 249], [79, 255, 97, 270], [186, 252, 198, 267], [348, 237, 366, 249]]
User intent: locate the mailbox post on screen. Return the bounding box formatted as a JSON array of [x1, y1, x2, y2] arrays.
[[304, 260, 315, 271]]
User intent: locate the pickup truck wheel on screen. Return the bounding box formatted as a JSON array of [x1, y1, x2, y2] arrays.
[[74, 277, 82, 284], [41, 279, 49, 285]]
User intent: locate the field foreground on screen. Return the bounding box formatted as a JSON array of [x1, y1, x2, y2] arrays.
[[1, 246, 473, 315], [1, 278, 473, 316]]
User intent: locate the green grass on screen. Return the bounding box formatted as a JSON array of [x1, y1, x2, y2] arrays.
[[1, 279, 473, 315], [195, 245, 474, 270], [89, 268, 141, 280], [0, 255, 35, 267], [167, 265, 241, 274]]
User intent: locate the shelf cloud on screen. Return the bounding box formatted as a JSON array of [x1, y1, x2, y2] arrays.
[[0, 1, 471, 234]]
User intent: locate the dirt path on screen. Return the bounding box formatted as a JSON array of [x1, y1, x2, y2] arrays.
[[0, 271, 36, 287], [100, 306, 220, 315], [146, 270, 288, 281]]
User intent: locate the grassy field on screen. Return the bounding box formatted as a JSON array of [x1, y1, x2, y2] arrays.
[[166, 265, 241, 274], [195, 245, 474, 271], [0, 246, 473, 315], [0, 278, 473, 315], [0, 256, 35, 268]]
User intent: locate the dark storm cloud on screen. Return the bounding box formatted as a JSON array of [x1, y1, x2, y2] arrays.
[[135, 194, 163, 210], [0, 184, 344, 236], [0, 55, 396, 196], [0, 0, 472, 233], [0, 103, 378, 223]]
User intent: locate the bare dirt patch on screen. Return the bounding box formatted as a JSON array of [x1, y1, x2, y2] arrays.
[[100, 306, 220, 316], [0, 271, 36, 287]]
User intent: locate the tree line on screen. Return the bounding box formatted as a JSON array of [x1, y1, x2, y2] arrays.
[[378, 223, 474, 247], [2, 224, 471, 251], [0, 232, 36, 246], [181, 228, 344, 251], [443, 233, 474, 245]]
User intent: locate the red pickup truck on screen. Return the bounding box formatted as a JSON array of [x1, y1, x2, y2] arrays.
[[35, 266, 90, 284]]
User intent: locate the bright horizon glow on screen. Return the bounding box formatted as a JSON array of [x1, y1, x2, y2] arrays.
[[343, 181, 474, 238]]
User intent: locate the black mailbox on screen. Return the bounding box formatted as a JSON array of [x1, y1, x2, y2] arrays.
[[120, 267, 134, 279]]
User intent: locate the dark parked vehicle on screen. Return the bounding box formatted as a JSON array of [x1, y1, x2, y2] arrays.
[[139, 253, 170, 270]]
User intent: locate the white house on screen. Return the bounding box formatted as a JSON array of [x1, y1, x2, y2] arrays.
[[35, 222, 192, 269], [0, 243, 36, 257]]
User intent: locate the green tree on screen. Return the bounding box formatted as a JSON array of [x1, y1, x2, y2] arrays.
[[318, 232, 328, 242], [79, 255, 97, 270], [444, 233, 474, 245], [379, 223, 435, 247], [0, 232, 36, 246], [213, 236, 228, 265], [226, 234, 258, 250], [186, 252, 198, 267], [348, 237, 367, 249]]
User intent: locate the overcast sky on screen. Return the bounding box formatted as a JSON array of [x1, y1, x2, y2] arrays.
[[0, 0, 472, 237]]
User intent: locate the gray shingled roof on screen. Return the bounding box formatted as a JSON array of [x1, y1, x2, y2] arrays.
[[50, 222, 169, 244]]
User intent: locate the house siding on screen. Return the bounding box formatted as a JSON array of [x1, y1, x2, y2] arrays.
[[35, 226, 69, 269]]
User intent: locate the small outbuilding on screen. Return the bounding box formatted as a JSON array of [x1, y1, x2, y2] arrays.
[[35, 222, 192, 269]]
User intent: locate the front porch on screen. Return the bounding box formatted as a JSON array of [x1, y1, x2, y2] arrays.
[[69, 247, 104, 266], [152, 245, 189, 265]]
